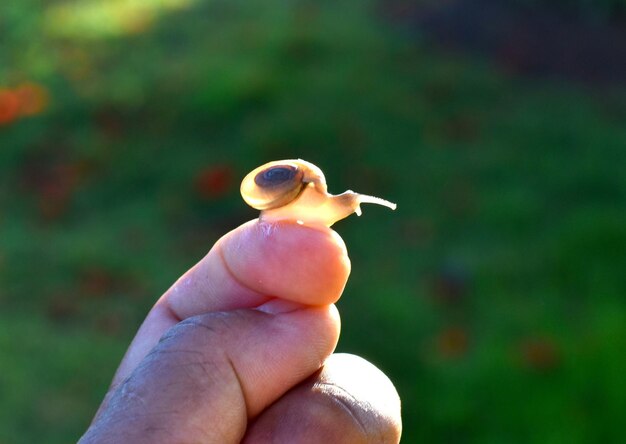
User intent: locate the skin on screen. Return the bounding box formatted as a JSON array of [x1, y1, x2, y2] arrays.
[[80, 220, 402, 443]]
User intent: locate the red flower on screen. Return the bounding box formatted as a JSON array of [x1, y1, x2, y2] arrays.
[[40, 163, 86, 220], [79, 267, 117, 298], [519, 338, 560, 372], [194, 164, 234, 199], [15, 82, 50, 116], [21, 158, 89, 221], [436, 326, 469, 359], [0, 88, 20, 125]]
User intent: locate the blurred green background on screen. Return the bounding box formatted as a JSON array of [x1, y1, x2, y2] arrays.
[[1, 0, 625, 442]]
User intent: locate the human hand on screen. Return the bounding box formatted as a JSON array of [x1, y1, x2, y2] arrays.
[[80, 220, 402, 443]]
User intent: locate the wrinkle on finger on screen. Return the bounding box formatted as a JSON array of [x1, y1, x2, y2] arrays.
[[83, 306, 340, 444], [243, 353, 402, 444]]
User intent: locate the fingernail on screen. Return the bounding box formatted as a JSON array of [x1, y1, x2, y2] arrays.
[[255, 299, 305, 314]]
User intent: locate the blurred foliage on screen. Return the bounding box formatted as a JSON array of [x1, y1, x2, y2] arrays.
[[1, 0, 626, 443]]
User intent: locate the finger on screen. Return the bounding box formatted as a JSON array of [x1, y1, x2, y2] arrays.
[[243, 353, 402, 444], [169, 219, 350, 317], [81, 305, 341, 444], [112, 220, 350, 386]]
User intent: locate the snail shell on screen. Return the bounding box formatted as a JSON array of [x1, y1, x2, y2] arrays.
[[240, 160, 327, 210], [241, 159, 396, 227]]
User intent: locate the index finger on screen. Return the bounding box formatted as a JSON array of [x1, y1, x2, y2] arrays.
[[110, 219, 351, 386]]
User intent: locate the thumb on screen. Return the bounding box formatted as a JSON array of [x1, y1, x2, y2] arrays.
[[80, 304, 340, 444]]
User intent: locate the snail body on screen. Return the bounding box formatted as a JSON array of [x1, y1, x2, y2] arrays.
[[241, 159, 396, 227]]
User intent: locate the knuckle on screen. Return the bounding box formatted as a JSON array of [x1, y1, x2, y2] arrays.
[[308, 382, 401, 444]]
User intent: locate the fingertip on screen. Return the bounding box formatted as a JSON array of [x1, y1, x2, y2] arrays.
[[243, 351, 402, 444], [322, 353, 402, 440], [221, 220, 351, 305]]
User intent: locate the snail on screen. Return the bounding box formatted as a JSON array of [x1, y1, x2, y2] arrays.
[[240, 159, 396, 227]]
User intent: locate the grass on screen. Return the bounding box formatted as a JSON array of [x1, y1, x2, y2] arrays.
[[1, 0, 625, 442]]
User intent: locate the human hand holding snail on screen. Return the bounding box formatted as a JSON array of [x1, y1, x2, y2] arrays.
[[80, 161, 401, 443]]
